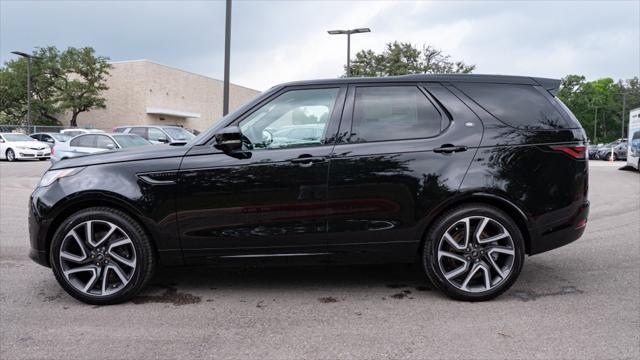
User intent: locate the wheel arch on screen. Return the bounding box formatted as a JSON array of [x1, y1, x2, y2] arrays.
[[418, 192, 534, 255], [44, 196, 158, 264]]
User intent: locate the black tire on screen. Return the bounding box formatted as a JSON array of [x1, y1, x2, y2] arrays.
[[49, 207, 155, 305], [422, 204, 525, 301], [6, 148, 16, 162], [604, 153, 616, 161]]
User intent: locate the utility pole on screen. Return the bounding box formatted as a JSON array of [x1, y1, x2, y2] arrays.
[[11, 51, 37, 133], [621, 92, 627, 139], [327, 28, 371, 77], [222, 0, 232, 116], [593, 107, 599, 144]]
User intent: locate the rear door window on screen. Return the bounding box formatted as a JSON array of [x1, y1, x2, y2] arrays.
[[455, 83, 570, 129], [148, 128, 167, 142], [351, 86, 443, 142], [129, 127, 148, 139], [96, 135, 117, 149], [71, 135, 97, 148]]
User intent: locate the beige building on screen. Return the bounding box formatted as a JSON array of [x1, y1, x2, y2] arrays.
[[69, 60, 260, 131]]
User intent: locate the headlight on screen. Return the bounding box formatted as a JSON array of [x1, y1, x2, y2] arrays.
[[17, 146, 29, 150], [39, 167, 85, 187]]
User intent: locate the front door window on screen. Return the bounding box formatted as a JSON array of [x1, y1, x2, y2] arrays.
[[239, 88, 339, 150]]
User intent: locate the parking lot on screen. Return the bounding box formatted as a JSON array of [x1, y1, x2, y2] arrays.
[[0, 160, 638, 359]]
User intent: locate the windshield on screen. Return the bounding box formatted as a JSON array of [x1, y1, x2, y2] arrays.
[[113, 135, 151, 148], [3, 134, 34, 142], [163, 127, 195, 141], [51, 133, 72, 142]]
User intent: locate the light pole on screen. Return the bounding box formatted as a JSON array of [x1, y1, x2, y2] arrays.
[[592, 106, 599, 144], [327, 28, 371, 77], [11, 51, 38, 133], [222, 0, 232, 116]]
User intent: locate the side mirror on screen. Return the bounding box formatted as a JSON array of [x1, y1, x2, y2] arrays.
[[0, 139, 4, 143], [106, 143, 116, 150], [214, 126, 242, 153], [157, 137, 170, 144]]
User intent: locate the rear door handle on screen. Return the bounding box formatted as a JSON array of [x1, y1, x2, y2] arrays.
[[433, 145, 468, 154]]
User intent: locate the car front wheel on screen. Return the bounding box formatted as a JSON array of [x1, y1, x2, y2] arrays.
[[49, 207, 155, 305], [422, 204, 525, 301], [6, 149, 16, 162]]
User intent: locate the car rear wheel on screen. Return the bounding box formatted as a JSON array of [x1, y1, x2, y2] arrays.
[[422, 204, 525, 301], [49, 207, 155, 305], [6, 149, 15, 162]]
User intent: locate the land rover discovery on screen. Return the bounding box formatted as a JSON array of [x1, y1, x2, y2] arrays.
[[29, 74, 589, 304]]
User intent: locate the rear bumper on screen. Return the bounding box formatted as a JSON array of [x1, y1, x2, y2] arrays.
[[529, 200, 589, 255]]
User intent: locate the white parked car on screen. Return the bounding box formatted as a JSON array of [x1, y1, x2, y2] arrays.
[[59, 128, 105, 137], [30, 132, 73, 157], [0, 133, 51, 162], [52, 133, 151, 163]]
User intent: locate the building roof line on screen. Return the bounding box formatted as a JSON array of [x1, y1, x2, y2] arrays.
[[107, 59, 259, 92]]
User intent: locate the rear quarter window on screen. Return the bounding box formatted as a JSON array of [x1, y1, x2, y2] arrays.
[[455, 83, 570, 130]]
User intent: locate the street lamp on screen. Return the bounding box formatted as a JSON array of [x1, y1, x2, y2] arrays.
[[222, 0, 232, 116], [327, 27, 371, 77], [11, 51, 40, 133]]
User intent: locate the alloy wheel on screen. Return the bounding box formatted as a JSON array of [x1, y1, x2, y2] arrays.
[[58, 220, 137, 296], [437, 216, 515, 293], [6, 149, 15, 162]]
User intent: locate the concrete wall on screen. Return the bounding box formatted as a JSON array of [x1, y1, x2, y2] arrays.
[[67, 60, 260, 131]]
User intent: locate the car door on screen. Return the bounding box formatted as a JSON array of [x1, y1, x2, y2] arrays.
[[177, 85, 346, 263], [326, 83, 483, 262]]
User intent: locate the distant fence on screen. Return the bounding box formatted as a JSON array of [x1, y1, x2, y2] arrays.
[[0, 124, 110, 134]]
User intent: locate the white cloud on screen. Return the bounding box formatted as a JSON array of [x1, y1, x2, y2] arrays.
[[1, 0, 638, 91]]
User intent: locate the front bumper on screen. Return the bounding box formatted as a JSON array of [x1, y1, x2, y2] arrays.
[[16, 148, 50, 159]]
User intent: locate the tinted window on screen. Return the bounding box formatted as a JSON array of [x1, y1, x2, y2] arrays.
[[96, 135, 117, 149], [113, 127, 128, 133], [456, 83, 569, 129], [239, 88, 339, 149], [129, 127, 147, 139], [351, 86, 442, 142], [51, 133, 72, 142], [163, 127, 195, 141], [113, 135, 150, 148], [71, 135, 96, 147], [148, 128, 167, 142]]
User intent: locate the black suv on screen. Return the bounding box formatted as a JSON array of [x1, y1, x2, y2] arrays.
[[29, 74, 589, 304]]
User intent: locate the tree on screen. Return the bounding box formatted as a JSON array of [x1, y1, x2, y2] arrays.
[[558, 75, 640, 143], [346, 41, 475, 77], [0, 46, 111, 127]]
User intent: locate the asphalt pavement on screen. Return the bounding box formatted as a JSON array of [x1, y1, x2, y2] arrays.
[[0, 160, 638, 359]]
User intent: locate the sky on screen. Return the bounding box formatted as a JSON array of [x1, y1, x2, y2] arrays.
[[1, 0, 639, 91]]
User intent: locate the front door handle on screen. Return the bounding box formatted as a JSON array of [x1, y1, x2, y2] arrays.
[[289, 156, 326, 167], [433, 145, 468, 154]]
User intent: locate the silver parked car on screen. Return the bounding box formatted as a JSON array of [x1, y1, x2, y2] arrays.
[[51, 133, 151, 163], [112, 125, 196, 144]]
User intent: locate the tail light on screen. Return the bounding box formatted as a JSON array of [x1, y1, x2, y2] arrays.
[[550, 145, 586, 159]]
